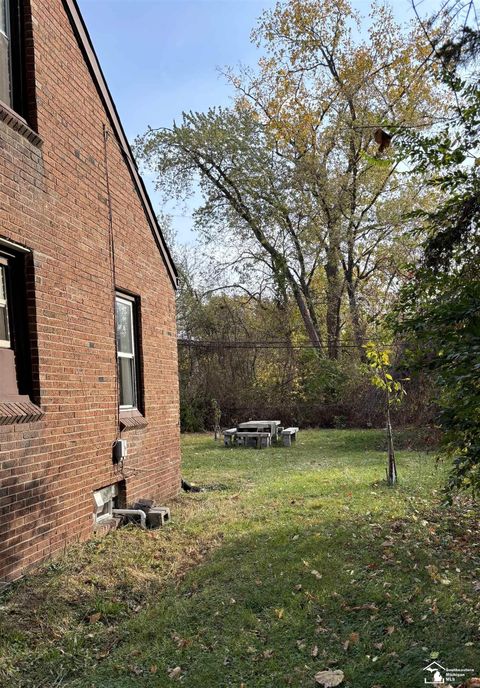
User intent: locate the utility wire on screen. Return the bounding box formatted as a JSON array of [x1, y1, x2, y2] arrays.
[[177, 338, 391, 350]]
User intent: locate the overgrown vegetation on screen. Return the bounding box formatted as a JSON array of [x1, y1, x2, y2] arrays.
[[1, 431, 479, 687], [394, 0, 480, 494], [176, 295, 434, 431]]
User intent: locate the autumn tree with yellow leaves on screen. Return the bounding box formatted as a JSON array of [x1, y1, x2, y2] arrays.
[[136, 0, 447, 358]]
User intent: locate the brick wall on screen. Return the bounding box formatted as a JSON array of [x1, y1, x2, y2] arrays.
[[0, 0, 181, 582]]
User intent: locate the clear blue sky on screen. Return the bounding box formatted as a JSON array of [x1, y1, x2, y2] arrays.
[[77, 0, 281, 241], [76, 0, 432, 242]]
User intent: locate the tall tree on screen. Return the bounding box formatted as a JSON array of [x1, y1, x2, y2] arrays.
[[136, 0, 444, 357]]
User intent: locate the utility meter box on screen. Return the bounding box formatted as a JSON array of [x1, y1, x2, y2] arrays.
[[112, 439, 128, 463]]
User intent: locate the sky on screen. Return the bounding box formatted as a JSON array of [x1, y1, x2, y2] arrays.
[[76, 0, 433, 243], [77, 0, 281, 242]]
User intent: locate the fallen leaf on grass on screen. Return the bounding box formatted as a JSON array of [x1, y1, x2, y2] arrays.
[[401, 612, 414, 625], [88, 612, 101, 624], [343, 632, 360, 651], [311, 570, 323, 580], [385, 626, 395, 635], [312, 645, 319, 657], [275, 608, 284, 619], [150, 665, 158, 674], [263, 649, 274, 659], [426, 565, 440, 582], [168, 666, 182, 680], [172, 633, 189, 649], [315, 669, 345, 686]]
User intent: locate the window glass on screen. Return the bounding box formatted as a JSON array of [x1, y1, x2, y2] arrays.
[[0, 0, 8, 36], [0, 0, 24, 113], [116, 298, 133, 354], [118, 356, 135, 408], [0, 263, 10, 345], [115, 294, 139, 409], [0, 26, 11, 107]]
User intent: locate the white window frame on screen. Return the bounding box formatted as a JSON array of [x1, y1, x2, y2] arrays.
[[0, 255, 11, 349], [93, 484, 119, 523], [116, 293, 138, 410]]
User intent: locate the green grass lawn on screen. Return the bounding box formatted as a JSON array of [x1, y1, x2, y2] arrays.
[[1, 430, 479, 688]]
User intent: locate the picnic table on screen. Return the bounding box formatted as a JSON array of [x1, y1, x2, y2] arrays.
[[237, 420, 281, 438], [223, 420, 298, 449], [236, 420, 281, 448]]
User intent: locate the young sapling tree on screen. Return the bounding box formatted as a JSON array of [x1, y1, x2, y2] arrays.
[[365, 342, 408, 486]]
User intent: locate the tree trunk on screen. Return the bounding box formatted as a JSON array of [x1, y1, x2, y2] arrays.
[[345, 276, 366, 358], [280, 252, 324, 351], [293, 285, 324, 351], [386, 407, 397, 485], [325, 224, 343, 360]]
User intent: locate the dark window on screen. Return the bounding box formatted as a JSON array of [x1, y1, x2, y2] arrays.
[[0, 245, 34, 400], [0, 257, 11, 347], [0, 0, 25, 115], [115, 293, 141, 410]]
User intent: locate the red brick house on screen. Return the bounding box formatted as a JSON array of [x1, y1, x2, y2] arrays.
[[0, 0, 181, 583]]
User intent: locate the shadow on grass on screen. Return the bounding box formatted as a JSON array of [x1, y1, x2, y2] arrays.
[[0, 431, 465, 688], [63, 504, 478, 688]]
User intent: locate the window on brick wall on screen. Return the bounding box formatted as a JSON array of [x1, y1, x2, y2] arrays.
[[0, 244, 36, 404], [115, 293, 141, 411], [0, 258, 11, 348], [0, 0, 25, 115]]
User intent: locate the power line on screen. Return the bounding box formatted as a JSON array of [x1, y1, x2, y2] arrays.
[[177, 338, 390, 350]]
